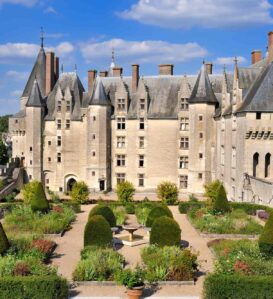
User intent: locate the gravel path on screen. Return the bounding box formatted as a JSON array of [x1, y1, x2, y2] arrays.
[[51, 205, 215, 298]]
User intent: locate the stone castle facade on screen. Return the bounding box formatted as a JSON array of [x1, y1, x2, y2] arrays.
[[9, 31, 273, 204]]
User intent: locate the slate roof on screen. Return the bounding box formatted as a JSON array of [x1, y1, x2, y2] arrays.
[[188, 64, 218, 104], [238, 67, 263, 90], [26, 79, 44, 107], [90, 77, 109, 106], [22, 47, 46, 98]]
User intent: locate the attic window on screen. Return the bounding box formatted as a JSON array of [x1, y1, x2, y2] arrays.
[[57, 119, 61, 130], [256, 112, 261, 120], [66, 101, 70, 112], [117, 98, 126, 111], [140, 99, 145, 111], [139, 118, 145, 130], [57, 101, 61, 112], [180, 98, 189, 111], [66, 120, 70, 129]]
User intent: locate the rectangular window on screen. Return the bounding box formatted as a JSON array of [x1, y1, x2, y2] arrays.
[[117, 98, 126, 111], [179, 156, 188, 169], [48, 157, 51, 162], [57, 153, 61, 163], [140, 99, 145, 111], [139, 118, 145, 130], [117, 117, 126, 130], [92, 171, 95, 176], [198, 173, 203, 180], [116, 173, 126, 184], [30, 160, 32, 165], [29, 146, 32, 152], [179, 175, 188, 189], [66, 101, 70, 112], [199, 153, 203, 159], [66, 120, 70, 130], [139, 155, 144, 168], [92, 151, 96, 157], [139, 136, 144, 149], [92, 134, 96, 140], [180, 137, 189, 149], [199, 115, 203, 121], [48, 141, 51, 146], [180, 98, 189, 110], [93, 116, 96, 121], [57, 119, 61, 130], [57, 101, 61, 112], [138, 174, 144, 187], [57, 136, 61, 146], [117, 136, 125, 148], [180, 117, 189, 131], [256, 112, 261, 119], [117, 154, 126, 167], [199, 132, 203, 139]]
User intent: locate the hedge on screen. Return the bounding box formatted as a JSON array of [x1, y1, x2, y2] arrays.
[[204, 274, 273, 299], [0, 276, 68, 299], [146, 206, 173, 228], [0, 222, 9, 255], [259, 212, 273, 256], [213, 184, 230, 214], [230, 202, 273, 215], [89, 205, 116, 227], [178, 201, 205, 214]]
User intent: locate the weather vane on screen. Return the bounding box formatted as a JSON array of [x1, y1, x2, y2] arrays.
[[40, 27, 44, 48]]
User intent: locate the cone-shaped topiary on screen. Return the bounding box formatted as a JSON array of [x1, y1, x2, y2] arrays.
[[30, 182, 50, 213], [0, 222, 9, 255], [213, 183, 230, 214], [146, 205, 173, 227], [150, 216, 181, 247], [88, 205, 116, 227], [84, 215, 112, 247], [259, 212, 273, 256]]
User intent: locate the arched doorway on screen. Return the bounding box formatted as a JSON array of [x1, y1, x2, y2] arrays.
[[253, 153, 259, 177], [265, 153, 271, 178], [67, 178, 76, 192]]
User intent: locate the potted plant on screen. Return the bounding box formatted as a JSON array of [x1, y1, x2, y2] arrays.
[[115, 267, 145, 299]]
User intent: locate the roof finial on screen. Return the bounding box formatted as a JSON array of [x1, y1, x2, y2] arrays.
[[202, 59, 205, 65], [112, 47, 115, 64], [40, 27, 44, 48], [74, 64, 77, 74], [61, 64, 64, 73], [234, 56, 238, 65], [223, 64, 226, 72]]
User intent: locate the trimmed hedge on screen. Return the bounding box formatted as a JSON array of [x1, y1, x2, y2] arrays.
[[213, 184, 230, 214], [84, 215, 112, 247], [30, 182, 49, 213], [150, 216, 181, 247], [0, 275, 68, 299], [230, 202, 273, 215], [259, 212, 273, 256], [204, 274, 273, 299], [178, 201, 205, 214], [146, 205, 173, 228], [89, 205, 116, 227]]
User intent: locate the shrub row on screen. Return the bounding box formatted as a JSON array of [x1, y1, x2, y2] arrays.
[[230, 202, 273, 215], [0, 276, 68, 299], [204, 274, 273, 299], [178, 201, 206, 214]]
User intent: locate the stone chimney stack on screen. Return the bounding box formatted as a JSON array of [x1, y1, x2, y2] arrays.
[[159, 64, 173, 76], [205, 62, 213, 74], [268, 31, 273, 63], [132, 64, 139, 93], [251, 50, 262, 65], [88, 70, 97, 94], [54, 57, 59, 81], [113, 67, 123, 77], [99, 71, 108, 77], [45, 52, 55, 96]]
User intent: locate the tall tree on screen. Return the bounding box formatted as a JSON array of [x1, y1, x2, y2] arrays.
[[0, 140, 8, 165]]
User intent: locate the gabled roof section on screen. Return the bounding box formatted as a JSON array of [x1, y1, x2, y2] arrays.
[[238, 67, 263, 90], [237, 62, 273, 113], [188, 64, 218, 104], [90, 76, 109, 106], [22, 47, 46, 98], [26, 79, 44, 107]]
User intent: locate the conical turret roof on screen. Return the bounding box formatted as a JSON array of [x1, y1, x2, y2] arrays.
[[26, 79, 44, 107], [90, 76, 109, 106]]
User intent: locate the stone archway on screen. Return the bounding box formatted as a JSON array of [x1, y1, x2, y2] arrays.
[[67, 178, 76, 192]]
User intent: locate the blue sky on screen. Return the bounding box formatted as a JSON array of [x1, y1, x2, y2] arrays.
[[1, 0, 273, 115]]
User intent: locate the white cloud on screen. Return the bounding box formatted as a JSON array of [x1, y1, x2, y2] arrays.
[[55, 42, 74, 56], [214, 56, 247, 65], [119, 0, 273, 28], [44, 6, 57, 14], [79, 38, 207, 64], [0, 0, 38, 7], [6, 70, 29, 80], [0, 43, 40, 60], [10, 90, 22, 97]]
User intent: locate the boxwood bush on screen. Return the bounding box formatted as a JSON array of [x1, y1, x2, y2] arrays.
[[0, 276, 68, 299], [259, 212, 273, 256], [213, 183, 230, 214], [29, 182, 49, 213], [146, 205, 173, 228], [89, 205, 116, 227], [84, 215, 112, 248], [150, 216, 181, 247], [204, 274, 273, 299], [116, 181, 135, 203]]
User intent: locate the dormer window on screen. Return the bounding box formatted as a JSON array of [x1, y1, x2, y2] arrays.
[[117, 98, 126, 111], [57, 101, 61, 112], [66, 101, 71, 112], [180, 98, 189, 111], [140, 99, 145, 111]]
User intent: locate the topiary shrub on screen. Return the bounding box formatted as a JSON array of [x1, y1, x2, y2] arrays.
[[0, 222, 9, 255], [146, 205, 173, 228], [125, 203, 135, 214], [204, 179, 222, 205], [213, 183, 230, 214], [84, 215, 112, 248], [22, 181, 41, 205], [259, 212, 273, 256], [88, 205, 116, 227], [29, 182, 49, 213], [150, 216, 181, 247], [156, 181, 178, 205], [116, 181, 135, 203], [71, 181, 89, 204]]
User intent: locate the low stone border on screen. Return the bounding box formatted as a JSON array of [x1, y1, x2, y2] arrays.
[[156, 281, 195, 286], [44, 229, 66, 238], [74, 280, 195, 286]]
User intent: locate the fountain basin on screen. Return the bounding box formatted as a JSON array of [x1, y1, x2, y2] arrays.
[[114, 234, 149, 247]]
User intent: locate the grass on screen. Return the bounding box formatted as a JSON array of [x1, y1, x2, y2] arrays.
[[210, 239, 273, 276], [110, 205, 127, 226], [188, 208, 263, 235], [4, 204, 75, 234]]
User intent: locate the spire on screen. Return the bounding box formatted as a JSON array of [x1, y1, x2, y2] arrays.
[[234, 56, 239, 81], [40, 27, 44, 48], [109, 47, 116, 76], [26, 79, 44, 107], [90, 76, 109, 106], [188, 63, 218, 104]]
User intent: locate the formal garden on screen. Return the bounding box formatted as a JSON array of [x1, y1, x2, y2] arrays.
[[0, 178, 272, 298]]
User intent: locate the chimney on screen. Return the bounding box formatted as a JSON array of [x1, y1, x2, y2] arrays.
[[159, 64, 173, 76], [88, 70, 97, 94], [113, 67, 123, 77], [45, 52, 55, 96], [54, 57, 59, 81], [205, 62, 213, 75], [132, 64, 139, 93], [268, 31, 273, 63], [251, 50, 262, 65], [99, 71, 108, 77]]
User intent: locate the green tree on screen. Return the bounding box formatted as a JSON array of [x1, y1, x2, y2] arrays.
[[259, 212, 273, 256], [0, 222, 9, 255], [204, 180, 222, 205], [116, 181, 135, 203], [0, 115, 11, 133], [71, 181, 89, 204], [0, 140, 8, 165], [156, 181, 178, 205], [29, 181, 50, 213], [213, 183, 230, 214]]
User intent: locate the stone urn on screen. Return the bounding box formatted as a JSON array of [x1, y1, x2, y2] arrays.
[[126, 285, 144, 299]]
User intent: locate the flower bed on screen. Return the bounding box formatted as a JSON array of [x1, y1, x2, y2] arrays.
[[188, 207, 263, 235], [4, 204, 75, 235]]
